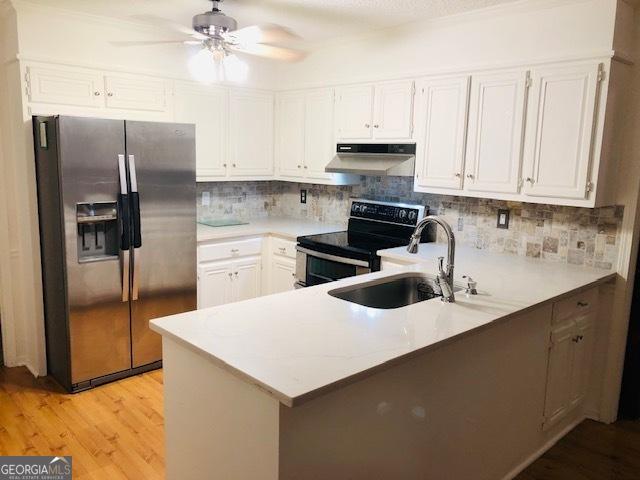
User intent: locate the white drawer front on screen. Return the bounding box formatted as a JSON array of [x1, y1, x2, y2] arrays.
[[552, 287, 598, 324], [272, 237, 296, 259], [198, 238, 263, 262]]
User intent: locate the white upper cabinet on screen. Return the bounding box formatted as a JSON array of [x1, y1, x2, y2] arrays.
[[175, 83, 228, 180], [335, 84, 374, 140], [304, 88, 335, 181], [522, 63, 601, 200], [465, 70, 528, 194], [275, 92, 306, 178], [104, 73, 171, 112], [336, 81, 414, 141], [26, 65, 104, 108], [373, 80, 415, 139], [228, 89, 274, 178], [414, 75, 470, 190]]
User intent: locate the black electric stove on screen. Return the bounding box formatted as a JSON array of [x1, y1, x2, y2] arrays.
[[295, 199, 435, 287]]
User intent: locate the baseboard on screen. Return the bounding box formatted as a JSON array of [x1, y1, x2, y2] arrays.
[[501, 415, 585, 480]]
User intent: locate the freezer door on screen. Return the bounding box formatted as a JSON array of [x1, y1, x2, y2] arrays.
[[57, 116, 132, 384], [125, 121, 196, 368]]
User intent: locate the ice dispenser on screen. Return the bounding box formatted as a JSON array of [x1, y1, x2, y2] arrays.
[[76, 202, 119, 262]]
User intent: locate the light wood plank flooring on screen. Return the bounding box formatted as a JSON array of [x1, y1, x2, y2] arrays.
[[0, 367, 164, 480], [1, 366, 640, 479]]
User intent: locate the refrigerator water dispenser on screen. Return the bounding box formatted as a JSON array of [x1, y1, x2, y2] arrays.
[[76, 202, 119, 262]]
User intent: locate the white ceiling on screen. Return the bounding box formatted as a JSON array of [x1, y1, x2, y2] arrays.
[[25, 0, 523, 44]]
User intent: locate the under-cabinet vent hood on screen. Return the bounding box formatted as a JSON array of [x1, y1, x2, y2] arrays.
[[325, 143, 416, 176]]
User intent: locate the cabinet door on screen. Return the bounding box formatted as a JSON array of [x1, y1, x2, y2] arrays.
[[373, 80, 414, 139], [175, 83, 228, 179], [228, 90, 274, 177], [543, 319, 575, 430], [104, 74, 170, 112], [465, 70, 527, 194], [232, 257, 262, 302], [275, 92, 306, 179], [304, 88, 335, 181], [569, 314, 595, 407], [27, 65, 104, 108], [269, 256, 296, 294], [335, 85, 374, 140], [414, 76, 470, 190], [522, 63, 601, 199], [198, 262, 233, 309]]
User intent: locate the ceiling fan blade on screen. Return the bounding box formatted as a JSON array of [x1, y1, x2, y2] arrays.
[[225, 23, 300, 45], [110, 40, 201, 47], [229, 44, 306, 62], [130, 14, 208, 40]]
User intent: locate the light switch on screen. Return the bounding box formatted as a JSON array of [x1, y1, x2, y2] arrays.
[[497, 209, 509, 229], [202, 191, 211, 207]]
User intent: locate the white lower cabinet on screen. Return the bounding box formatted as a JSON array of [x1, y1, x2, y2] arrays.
[[198, 257, 261, 309], [542, 288, 597, 430], [269, 256, 297, 294]]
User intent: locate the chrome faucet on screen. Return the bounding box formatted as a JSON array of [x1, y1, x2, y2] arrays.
[[407, 216, 456, 303]]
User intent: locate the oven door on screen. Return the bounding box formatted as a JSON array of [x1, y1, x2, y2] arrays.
[[296, 246, 371, 287]]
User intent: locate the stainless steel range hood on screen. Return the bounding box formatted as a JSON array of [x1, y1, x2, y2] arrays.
[[325, 143, 417, 176]]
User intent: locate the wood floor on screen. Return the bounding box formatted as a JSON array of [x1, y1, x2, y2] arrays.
[[0, 367, 164, 479], [1, 366, 640, 479]]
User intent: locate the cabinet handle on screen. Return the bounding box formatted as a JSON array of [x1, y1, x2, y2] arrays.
[[231, 248, 239, 253], [94, 91, 101, 96], [107, 92, 114, 97], [278, 247, 286, 252], [303, 165, 308, 169], [577, 301, 589, 308], [572, 336, 580, 343], [466, 174, 474, 179]]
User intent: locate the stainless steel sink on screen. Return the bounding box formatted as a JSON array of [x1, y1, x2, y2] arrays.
[[328, 273, 462, 309]]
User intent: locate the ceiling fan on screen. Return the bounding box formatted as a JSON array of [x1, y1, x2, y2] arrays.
[[113, 0, 306, 82]]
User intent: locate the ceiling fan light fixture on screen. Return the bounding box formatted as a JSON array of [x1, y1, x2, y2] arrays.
[[188, 47, 248, 85]]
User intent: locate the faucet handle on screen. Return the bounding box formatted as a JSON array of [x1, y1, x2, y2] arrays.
[[462, 275, 478, 295], [437, 256, 444, 272]]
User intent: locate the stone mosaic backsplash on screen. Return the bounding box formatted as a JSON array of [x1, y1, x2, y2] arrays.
[[197, 178, 623, 270]]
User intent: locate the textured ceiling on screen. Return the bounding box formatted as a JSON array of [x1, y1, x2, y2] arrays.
[[23, 0, 522, 43]]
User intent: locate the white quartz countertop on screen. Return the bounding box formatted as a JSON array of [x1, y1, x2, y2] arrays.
[[197, 217, 345, 242], [151, 243, 615, 407]]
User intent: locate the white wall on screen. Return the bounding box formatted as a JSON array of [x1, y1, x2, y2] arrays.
[[275, 0, 618, 89]]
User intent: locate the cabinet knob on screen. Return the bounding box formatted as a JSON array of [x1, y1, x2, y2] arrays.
[[231, 248, 239, 253], [303, 165, 308, 169], [297, 165, 301, 168], [577, 301, 589, 307], [466, 174, 474, 179], [228, 272, 233, 278], [94, 91, 101, 96], [373, 124, 379, 128], [223, 163, 227, 167], [232, 163, 237, 168], [454, 173, 461, 178], [364, 123, 370, 128], [107, 92, 114, 97], [234, 271, 239, 277], [292, 272, 296, 277], [525, 177, 534, 184]]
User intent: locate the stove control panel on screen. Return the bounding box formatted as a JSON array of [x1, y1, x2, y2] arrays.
[[350, 200, 425, 226]]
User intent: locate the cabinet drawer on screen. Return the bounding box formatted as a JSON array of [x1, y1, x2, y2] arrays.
[[198, 238, 263, 262], [552, 287, 598, 324], [272, 237, 296, 259]]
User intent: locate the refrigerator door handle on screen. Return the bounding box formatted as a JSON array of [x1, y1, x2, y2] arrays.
[[129, 154, 141, 300], [118, 154, 130, 302]]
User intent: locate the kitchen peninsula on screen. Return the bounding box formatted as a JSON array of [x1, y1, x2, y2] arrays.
[[151, 244, 615, 480]]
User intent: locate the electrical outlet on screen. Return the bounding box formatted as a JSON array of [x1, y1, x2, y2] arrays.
[[497, 209, 510, 229], [201, 191, 210, 207], [300, 189, 307, 204]]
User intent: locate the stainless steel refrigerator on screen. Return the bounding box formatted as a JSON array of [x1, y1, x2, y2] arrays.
[[33, 116, 196, 392]]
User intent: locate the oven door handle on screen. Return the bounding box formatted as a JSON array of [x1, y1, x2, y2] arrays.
[[296, 246, 370, 268]]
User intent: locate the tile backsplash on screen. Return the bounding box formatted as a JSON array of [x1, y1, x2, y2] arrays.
[[197, 177, 623, 269]]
